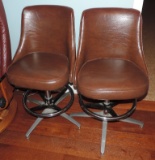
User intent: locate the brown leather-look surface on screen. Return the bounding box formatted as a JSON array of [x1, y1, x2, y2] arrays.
[[7, 5, 76, 90], [0, 0, 17, 133], [7, 52, 69, 90], [0, 0, 13, 106], [75, 8, 149, 100], [0, 0, 11, 77]]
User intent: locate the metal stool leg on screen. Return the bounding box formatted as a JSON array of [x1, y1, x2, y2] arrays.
[[61, 113, 80, 129], [101, 120, 108, 155], [26, 117, 43, 139], [121, 117, 144, 128], [26, 109, 80, 138]]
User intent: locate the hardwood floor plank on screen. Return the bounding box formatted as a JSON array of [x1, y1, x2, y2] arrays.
[[0, 143, 65, 160]]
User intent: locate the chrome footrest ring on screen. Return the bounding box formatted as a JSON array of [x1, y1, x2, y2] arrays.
[[23, 85, 74, 118]]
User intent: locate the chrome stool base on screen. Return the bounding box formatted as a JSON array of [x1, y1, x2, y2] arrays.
[[23, 85, 80, 138], [70, 95, 144, 155]]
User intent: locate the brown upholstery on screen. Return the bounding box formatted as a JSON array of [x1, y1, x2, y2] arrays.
[[0, 0, 11, 77], [7, 5, 75, 90], [8, 52, 69, 91], [0, 0, 12, 107], [75, 8, 149, 101], [0, 0, 17, 133]]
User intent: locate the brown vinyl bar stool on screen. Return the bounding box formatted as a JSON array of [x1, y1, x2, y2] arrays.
[[7, 5, 80, 138], [70, 8, 149, 154]]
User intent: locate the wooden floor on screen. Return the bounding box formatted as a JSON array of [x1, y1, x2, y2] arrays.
[[0, 91, 155, 160]]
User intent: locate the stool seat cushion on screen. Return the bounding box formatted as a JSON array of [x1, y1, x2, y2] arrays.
[[7, 52, 69, 91], [77, 58, 149, 100]]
